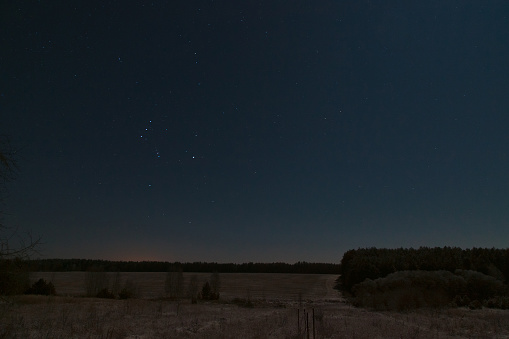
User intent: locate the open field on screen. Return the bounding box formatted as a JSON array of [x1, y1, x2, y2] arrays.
[[2, 272, 509, 338], [28, 272, 342, 301]]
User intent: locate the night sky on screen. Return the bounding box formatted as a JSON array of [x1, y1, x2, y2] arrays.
[[2, 1, 509, 263]]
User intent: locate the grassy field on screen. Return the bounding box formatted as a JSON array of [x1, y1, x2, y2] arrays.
[[28, 272, 341, 301], [1, 272, 509, 338]]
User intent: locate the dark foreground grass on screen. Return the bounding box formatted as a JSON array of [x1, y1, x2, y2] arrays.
[[2, 295, 509, 338]]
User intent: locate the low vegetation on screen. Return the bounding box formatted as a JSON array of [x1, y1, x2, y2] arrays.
[[0, 258, 30, 295], [1, 283, 509, 338], [339, 247, 509, 310], [24, 278, 55, 296], [2, 246, 509, 336], [352, 269, 508, 310], [85, 270, 141, 299]]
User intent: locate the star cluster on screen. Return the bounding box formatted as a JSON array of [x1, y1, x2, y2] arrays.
[[2, 1, 509, 262]]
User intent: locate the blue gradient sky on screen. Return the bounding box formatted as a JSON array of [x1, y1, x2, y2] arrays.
[[2, 1, 509, 263]]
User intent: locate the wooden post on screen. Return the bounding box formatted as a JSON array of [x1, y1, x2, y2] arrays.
[[306, 310, 309, 339], [297, 308, 300, 334], [312, 308, 315, 339]]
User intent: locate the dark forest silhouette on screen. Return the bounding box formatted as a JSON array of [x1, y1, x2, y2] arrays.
[[28, 258, 340, 274]]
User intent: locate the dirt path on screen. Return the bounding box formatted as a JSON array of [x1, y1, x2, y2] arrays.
[[323, 275, 342, 301]]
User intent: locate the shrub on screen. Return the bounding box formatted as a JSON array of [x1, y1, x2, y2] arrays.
[[118, 280, 139, 299], [454, 269, 507, 301], [84, 268, 109, 297], [96, 288, 115, 299], [164, 268, 183, 299], [0, 258, 30, 295], [451, 294, 471, 307], [352, 270, 463, 310], [187, 275, 199, 303], [25, 278, 56, 296], [201, 281, 211, 300], [210, 271, 221, 298], [485, 296, 509, 309], [200, 281, 219, 300], [232, 298, 254, 308], [118, 288, 133, 299], [339, 247, 509, 294], [469, 299, 483, 310], [351, 270, 509, 310]]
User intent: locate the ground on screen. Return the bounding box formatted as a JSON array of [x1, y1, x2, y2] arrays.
[[2, 272, 509, 338]]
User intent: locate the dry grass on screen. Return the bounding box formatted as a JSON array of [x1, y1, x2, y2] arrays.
[[1, 272, 509, 338], [28, 272, 340, 301]]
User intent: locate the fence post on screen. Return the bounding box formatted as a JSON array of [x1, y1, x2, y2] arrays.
[[306, 310, 309, 339], [313, 308, 315, 339], [297, 308, 300, 334]]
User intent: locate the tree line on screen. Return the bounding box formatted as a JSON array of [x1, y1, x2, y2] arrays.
[[28, 259, 340, 274]]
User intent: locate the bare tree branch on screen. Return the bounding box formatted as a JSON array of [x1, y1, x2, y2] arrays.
[[0, 136, 40, 295], [0, 135, 17, 184]]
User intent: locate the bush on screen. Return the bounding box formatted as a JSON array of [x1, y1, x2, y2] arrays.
[[210, 271, 221, 298], [118, 280, 139, 299], [84, 268, 109, 297], [351, 270, 508, 310], [0, 258, 30, 295], [454, 269, 507, 301], [187, 275, 199, 303], [25, 278, 56, 296], [352, 270, 458, 310], [469, 299, 483, 309], [339, 247, 509, 294], [118, 288, 133, 299], [96, 288, 115, 299], [232, 298, 254, 308], [91, 278, 139, 299], [164, 268, 184, 299], [200, 281, 219, 300], [485, 296, 509, 309], [451, 294, 471, 307], [201, 281, 211, 300]]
